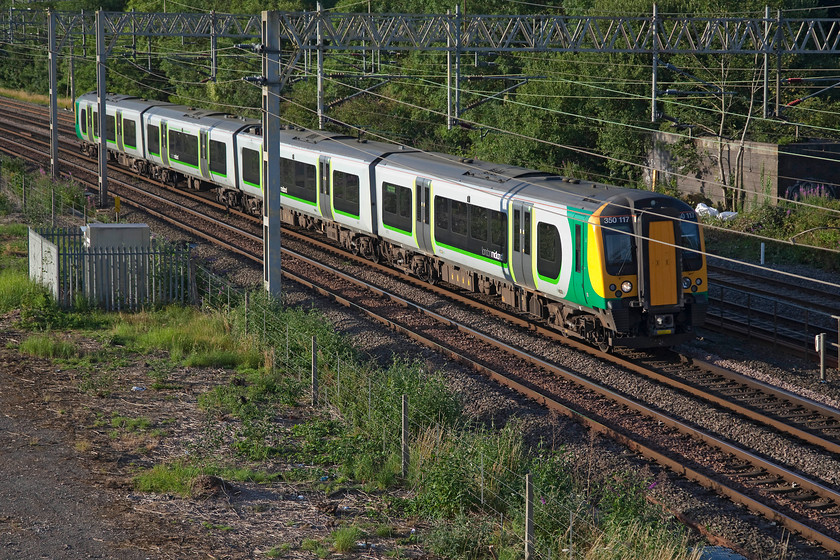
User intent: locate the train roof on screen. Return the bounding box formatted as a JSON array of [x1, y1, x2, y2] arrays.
[[77, 92, 176, 114], [376, 149, 665, 212], [276, 127, 418, 163]]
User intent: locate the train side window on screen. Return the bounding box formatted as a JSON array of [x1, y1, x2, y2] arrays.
[[333, 170, 360, 217], [575, 224, 582, 273], [209, 140, 227, 176], [147, 124, 160, 155], [169, 130, 199, 167], [434, 195, 506, 262], [280, 157, 316, 202], [524, 211, 531, 254], [382, 182, 412, 234], [80, 107, 87, 134], [93, 111, 99, 137], [513, 211, 520, 252], [434, 196, 449, 230], [470, 206, 488, 242], [537, 222, 562, 279], [123, 118, 137, 149], [451, 201, 468, 237], [242, 147, 261, 188], [106, 115, 116, 142]]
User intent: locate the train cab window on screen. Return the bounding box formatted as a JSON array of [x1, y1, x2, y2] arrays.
[[79, 107, 87, 134], [280, 157, 316, 202], [147, 124, 160, 155], [680, 221, 703, 271], [209, 140, 227, 176], [382, 182, 412, 234], [333, 170, 360, 217], [603, 222, 636, 276], [169, 130, 198, 167], [123, 118, 137, 149], [537, 222, 562, 279], [242, 148, 262, 188]]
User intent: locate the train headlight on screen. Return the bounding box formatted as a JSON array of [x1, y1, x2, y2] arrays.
[[691, 285, 698, 292], [620, 281, 633, 293], [695, 277, 703, 286], [682, 277, 691, 290], [609, 283, 616, 292]]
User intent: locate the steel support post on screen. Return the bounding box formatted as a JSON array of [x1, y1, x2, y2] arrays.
[[48, 11, 59, 178], [651, 4, 658, 122], [446, 9, 452, 129], [263, 10, 282, 297], [96, 10, 109, 208], [317, 3, 325, 130], [210, 10, 217, 81], [763, 5, 770, 118], [454, 4, 461, 125]]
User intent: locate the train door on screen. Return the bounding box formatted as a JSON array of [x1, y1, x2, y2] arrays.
[[415, 178, 432, 253], [116, 110, 124, 151], [510, 201, 535, 289], [637, 212, 681, 308], [160, 121, 169, 167], [575, 223, 587, 302], [318, 155, 332, 220], [86, 106, 93, 142], [199, 129, 209, 179]]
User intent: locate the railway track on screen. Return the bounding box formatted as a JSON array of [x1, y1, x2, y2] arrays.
[[4, 95, 840, 557]]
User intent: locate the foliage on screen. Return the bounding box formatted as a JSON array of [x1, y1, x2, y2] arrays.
[[705, 190, 840, 271]]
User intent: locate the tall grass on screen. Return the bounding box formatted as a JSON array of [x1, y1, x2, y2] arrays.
[[19, 333, 78, 359], [0, 270, 45, 313]]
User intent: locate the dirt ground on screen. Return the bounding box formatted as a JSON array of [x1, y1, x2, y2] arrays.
[[0, 310, 431, 559]]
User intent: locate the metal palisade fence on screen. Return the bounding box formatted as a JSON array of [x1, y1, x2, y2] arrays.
[[29, 226, 192, 310]]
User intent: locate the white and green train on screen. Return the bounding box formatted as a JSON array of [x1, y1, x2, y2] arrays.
[[77, 92, 707, 349]]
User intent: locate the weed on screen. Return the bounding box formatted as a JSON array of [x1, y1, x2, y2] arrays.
[[265, 543, 291, 557], [331, 525, 363, 553], [202, 522, 233, 531], [134, 461, 203, 496]]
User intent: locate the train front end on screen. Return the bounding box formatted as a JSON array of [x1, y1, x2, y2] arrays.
[[586, 193, 708, 348]]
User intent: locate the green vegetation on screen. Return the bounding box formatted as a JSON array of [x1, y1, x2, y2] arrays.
[[331, 525, 364, 553], [18, 333, 79, 359], [703, 191, 840, 271]]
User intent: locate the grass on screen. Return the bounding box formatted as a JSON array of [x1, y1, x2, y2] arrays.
[[332, 525, 363, 553], [0, 88, 74, 110], [18, 333, 78, 359]]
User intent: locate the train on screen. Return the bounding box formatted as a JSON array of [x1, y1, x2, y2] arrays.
[[75, 92, 708, 350]]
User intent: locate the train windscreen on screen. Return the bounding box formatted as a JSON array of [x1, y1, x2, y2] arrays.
[[680, 220, 703, 271], [603, 222, 636, 276]]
